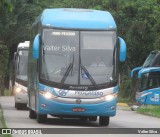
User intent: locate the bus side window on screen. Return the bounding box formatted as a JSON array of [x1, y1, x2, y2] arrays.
[[154, 54, 160, 67], [149, 78, 159, 89]]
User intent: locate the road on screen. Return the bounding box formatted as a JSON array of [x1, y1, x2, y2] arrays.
[[0, 96, 160, 137]]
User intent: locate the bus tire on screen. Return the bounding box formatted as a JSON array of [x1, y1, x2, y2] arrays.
[[24, 104, 28, 110], [29, 109, 36, 119], [37, 113, 47, 123], [16, 103, 22, 110], [99, 116, 110, 126]]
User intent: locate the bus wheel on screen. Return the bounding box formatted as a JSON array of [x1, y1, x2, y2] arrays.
[[89, 116, 97, 121], [37, 113, 47, 123], [99, 116, 110, 126], [16, 103, 22, 110], [29, 109, 36, 119]]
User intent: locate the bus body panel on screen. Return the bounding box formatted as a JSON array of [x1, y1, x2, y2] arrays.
[[40, 8, 116, 29], [136, 88, 160, 105], [37, 93, 117, 116], [31, 83, 118, 116], [38, 83, 118, 99]]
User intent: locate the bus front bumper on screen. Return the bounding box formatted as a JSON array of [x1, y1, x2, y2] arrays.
[[14, 86, 28, 104], [37, 94, 117, 117]]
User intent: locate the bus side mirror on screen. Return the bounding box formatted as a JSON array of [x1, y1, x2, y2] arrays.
[[32, 34, 40, 59], [130, 67, 142, 78], [118, 37, 126, 62]]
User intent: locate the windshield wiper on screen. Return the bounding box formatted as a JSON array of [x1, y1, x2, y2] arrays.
[[60, 54, 74, 88], [81, 66, 98, 90]]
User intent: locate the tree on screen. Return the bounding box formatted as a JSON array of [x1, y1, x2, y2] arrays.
[[0, 0, 13, 95], [0, 42, 9, 95]]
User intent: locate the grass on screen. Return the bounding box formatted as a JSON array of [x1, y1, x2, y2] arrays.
[[3, 89, 12, 96], [0, 104, 12, 137], [118, 98, 130, 103], [117, 94, 134, 103], [137, 105, 160, 118]]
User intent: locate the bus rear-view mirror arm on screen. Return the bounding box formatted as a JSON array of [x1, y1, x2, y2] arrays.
[[130, 67, 142, 78]]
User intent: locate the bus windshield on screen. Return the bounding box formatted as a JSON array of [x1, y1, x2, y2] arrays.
[[16, 50, 28, 81], [143, 53, 156, 67], [138, 73, 148, 92], [138, 72, 160, 92], [41, 28, 116, 88]]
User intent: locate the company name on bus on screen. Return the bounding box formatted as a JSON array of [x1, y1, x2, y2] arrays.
[[75, 91, 103, 96]]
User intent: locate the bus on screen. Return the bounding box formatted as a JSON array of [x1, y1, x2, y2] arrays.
[[130, 50, 160, 105], [130, 50, 160, 78], [28, 8, 126, 126], [136, 67, 160, 105], [13, 41, 30, 110]]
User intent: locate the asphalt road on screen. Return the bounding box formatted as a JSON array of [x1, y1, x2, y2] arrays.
[[0, 96, 160, 137]]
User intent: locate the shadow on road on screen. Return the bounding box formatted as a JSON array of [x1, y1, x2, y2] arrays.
[[45, 117, 100, 127]]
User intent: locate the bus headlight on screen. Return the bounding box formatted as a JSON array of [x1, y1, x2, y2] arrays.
[[39, 90, 56, 99], [104, 93, 117, 101], [16, 87, 22, 93], [44, 92, 52, 99], [15, 87, 27, 94]]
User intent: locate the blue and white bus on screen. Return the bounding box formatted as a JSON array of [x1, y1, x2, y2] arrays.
[[136, 67, 160, 105], [130, 51, 160, 105], [130, 50, 160, 78], [28, 8, 126, 126]]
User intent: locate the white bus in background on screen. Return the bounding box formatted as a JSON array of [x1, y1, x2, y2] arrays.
[[13, 41, 30, 110]]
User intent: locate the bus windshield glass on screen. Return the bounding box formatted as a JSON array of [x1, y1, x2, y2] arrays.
[[41, 28, 116, 88], [138, 71, 160, 92], [138, 73, 148, 92], [143, 53, 156, 67], [16, 50, 28, 81]]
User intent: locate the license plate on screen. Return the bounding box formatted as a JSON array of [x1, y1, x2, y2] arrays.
[[72, 108, 85, 112]]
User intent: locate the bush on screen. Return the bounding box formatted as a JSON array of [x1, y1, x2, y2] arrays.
[[118, 74, 133, 101]]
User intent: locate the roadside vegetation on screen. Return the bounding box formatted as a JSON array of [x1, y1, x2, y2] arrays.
[[3, 89, 12, 96], [137, 105, 160, 118], [0, 105, 12, 137]]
